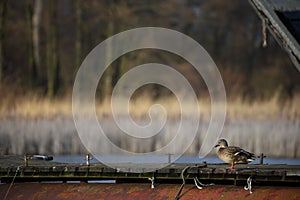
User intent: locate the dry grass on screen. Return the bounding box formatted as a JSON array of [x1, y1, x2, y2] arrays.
[[0, 93, 299, 157], [0, 96, 72, 118], [0, 93, 299, 119], [226, 94, 300, 120]]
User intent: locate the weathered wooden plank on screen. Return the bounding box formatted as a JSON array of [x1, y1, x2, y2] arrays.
[[1, 156, 300, 184], [1, 163, 300, 185]]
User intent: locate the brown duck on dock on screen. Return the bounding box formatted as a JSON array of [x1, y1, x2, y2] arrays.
[[214, 139, 255, 169]]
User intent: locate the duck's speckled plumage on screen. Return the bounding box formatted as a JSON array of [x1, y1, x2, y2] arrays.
[[215, 139, 255, 169]]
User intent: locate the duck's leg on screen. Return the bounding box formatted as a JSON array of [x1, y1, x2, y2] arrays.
[[230, 162, 235, 169]]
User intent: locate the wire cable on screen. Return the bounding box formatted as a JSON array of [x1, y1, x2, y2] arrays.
[[3, 166, 21, 200]]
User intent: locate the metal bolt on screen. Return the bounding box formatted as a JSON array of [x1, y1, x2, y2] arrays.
[[85, 154, 92, 166]]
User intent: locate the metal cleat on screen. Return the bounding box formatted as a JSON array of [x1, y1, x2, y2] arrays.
[[148, 176, 155, 189], [244, 176, 253, 194]]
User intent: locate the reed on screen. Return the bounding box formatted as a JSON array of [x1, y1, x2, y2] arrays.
[[0, 93, 299, 157], [0, 93, 299, 119]]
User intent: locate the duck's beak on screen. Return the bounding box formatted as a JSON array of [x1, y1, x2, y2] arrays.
[[214, 144, 219, 148]]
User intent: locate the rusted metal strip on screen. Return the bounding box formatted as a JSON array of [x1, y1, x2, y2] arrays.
[[0, 183, 300, 200]]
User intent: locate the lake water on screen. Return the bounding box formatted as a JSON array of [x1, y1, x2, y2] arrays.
[[52, 155, 300, 165]]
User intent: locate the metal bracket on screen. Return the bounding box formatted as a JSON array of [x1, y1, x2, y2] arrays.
[[244, 176, 253, 194], [148, 176, 155, 189]]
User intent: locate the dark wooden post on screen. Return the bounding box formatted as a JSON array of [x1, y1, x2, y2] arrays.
[[168, 154, 173, 164], [258, 153, 266, 164], [24, 154, 29, 167]]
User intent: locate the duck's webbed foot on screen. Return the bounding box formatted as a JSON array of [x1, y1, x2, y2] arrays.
[[230, 162, 235, 169]]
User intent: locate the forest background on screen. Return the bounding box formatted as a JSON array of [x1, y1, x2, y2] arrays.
[[0, 0, 299, 157]]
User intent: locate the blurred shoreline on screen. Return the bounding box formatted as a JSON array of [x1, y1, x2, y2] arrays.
[[0, 95, 299, 158]]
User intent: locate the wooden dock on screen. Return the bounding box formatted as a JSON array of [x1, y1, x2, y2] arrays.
[[1, 156, 300, 199], [0, 157, 300, 186]]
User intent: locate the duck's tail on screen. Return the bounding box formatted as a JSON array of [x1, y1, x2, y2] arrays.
[[247, 152, 256, 162]]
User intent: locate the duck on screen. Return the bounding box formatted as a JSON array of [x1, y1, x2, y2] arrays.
[[214, 139, 255, 169]]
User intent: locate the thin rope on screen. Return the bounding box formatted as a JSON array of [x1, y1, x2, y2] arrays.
[[174, 166, 190, 200], [262, 18, 267, 47], [194, 176, 214, 189], [3, 166, 21, 200], [174, 164, 214, 200]]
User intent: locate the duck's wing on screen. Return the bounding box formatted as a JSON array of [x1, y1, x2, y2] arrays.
[[232, 147, 255, 161]]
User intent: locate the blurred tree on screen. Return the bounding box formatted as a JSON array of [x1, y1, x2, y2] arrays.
[[32, 0, 42, 70], [103, 1, 135, 101], [0, 0, 299, 99], [99, 1, 114, 102], [25, 0, 38, 88], [46, 0, 60, 97], [100, 0, 133, 100], [0, 0, 6, 83], [75, 0, 82, 70], [111, 1, 130, 88]]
